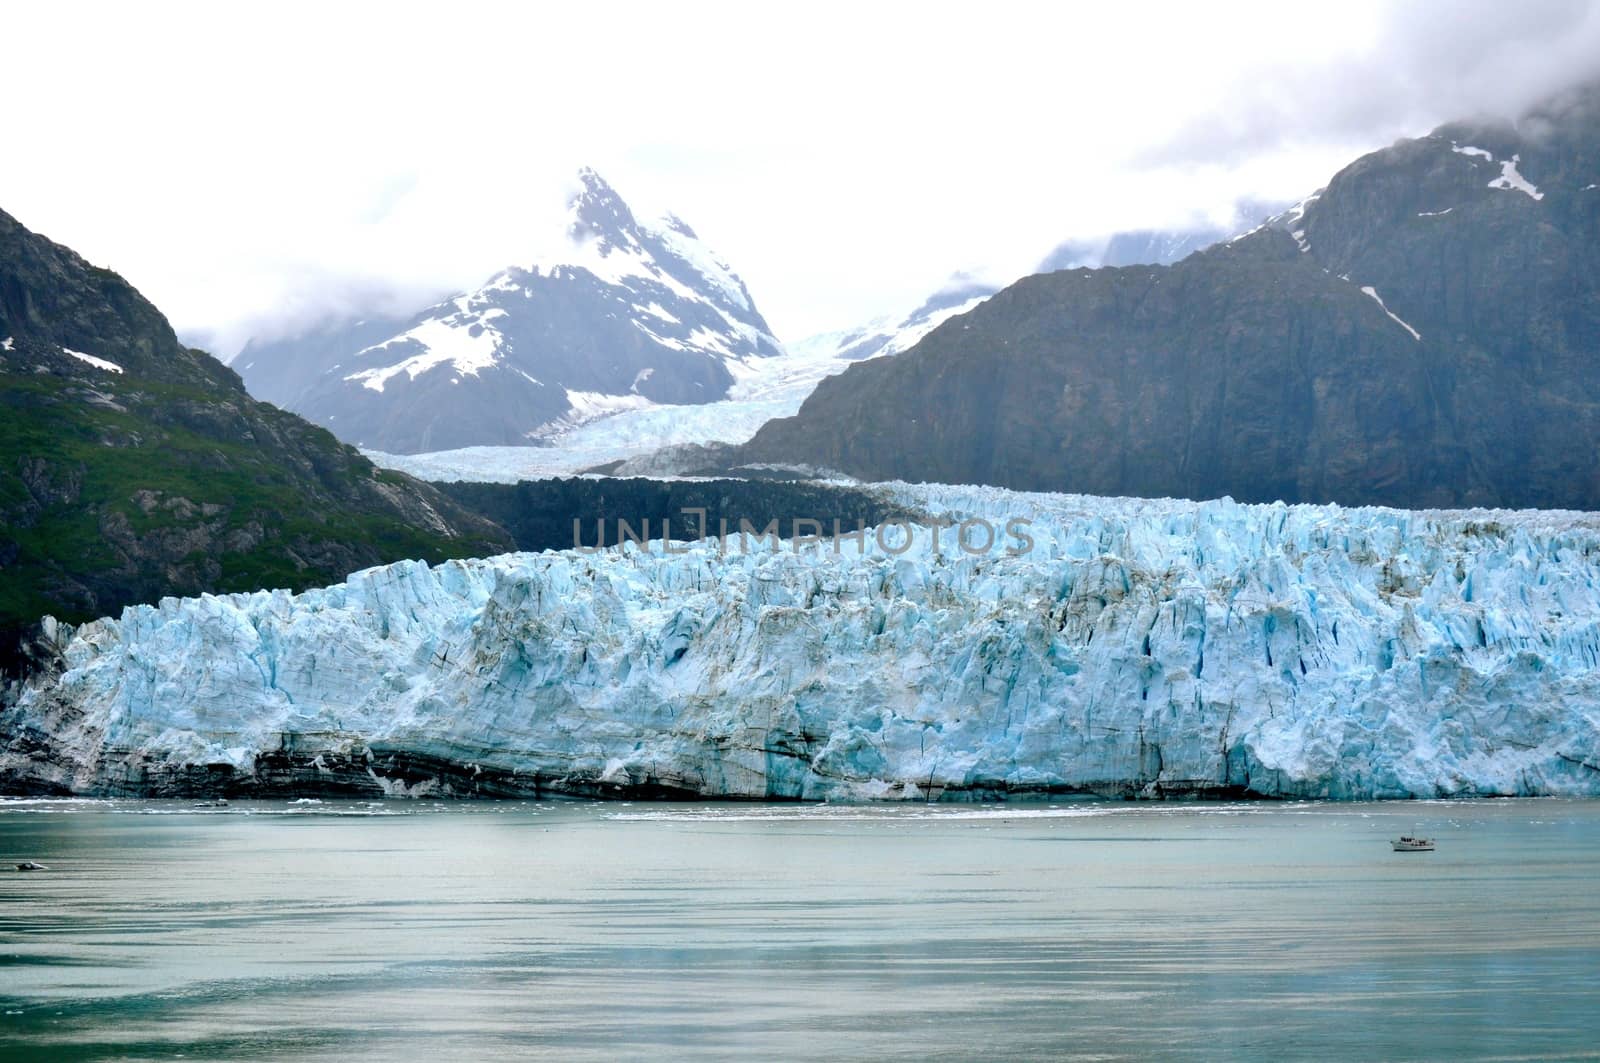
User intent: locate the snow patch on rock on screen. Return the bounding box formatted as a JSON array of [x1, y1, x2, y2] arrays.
[[345, 302, 507, 393], [1360, 287, 1422, 341], [1487, 155, 1544, 200], [63, 347, 125, 374]]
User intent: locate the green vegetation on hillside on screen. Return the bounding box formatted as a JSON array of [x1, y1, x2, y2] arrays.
[[0, 206, 511, 672]]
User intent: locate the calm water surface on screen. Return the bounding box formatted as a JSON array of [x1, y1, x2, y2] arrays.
[[1, 798, 1597, 1061]]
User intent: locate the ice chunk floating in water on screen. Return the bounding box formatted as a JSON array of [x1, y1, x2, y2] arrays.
[[4, 483, 1600, 800]]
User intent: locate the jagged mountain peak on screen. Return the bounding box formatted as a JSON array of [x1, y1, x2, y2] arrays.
[[567, 167, 642, 249], [240, 170, 781, 454], [573, 164, 612, 194]]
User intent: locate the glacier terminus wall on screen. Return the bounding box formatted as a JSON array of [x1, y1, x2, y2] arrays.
[[3, 484, 1599, 801]]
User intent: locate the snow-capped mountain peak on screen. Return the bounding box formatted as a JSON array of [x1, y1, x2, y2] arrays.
[[568, 166, 638, 245], [239, 169, 782, 454]]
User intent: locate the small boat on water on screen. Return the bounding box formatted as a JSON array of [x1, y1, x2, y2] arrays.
[[1391, 835, 1435, 852], [14, 861, 48, 871]]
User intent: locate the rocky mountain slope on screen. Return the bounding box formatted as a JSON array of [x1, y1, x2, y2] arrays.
[[363, 212, 1283, 483], [5, 482, 1597, 800], [0, 207, 512, 673], [792, 205, 1288, 371], [239, 169, 782, 453], [741, 83, 1600, 510]]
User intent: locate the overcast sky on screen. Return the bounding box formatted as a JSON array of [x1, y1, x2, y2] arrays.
[[5, 0, 1600, 354]]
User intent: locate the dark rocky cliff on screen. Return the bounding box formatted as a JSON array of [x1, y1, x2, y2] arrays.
[[742, 83, 1600, 510], [437, 477, 916, 552]]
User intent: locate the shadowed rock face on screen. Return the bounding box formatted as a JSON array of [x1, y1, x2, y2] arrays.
[[0, 207, 513, 673], [434, 477, 917, 553], [742, 82, 1600, 510]]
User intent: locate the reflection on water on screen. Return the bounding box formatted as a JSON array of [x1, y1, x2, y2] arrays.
[[1, 798, 1597, 1061]]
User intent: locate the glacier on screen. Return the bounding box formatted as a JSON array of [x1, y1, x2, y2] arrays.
[[4, 483, 1600, 801], [363, 285, 997, 482]]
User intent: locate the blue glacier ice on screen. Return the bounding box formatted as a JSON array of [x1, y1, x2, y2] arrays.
[[4, 484, 1600, 799]]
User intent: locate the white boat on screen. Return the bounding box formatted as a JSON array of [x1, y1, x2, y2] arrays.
[[14, 861, 48, 871], [1391, 835, 1435, 852]]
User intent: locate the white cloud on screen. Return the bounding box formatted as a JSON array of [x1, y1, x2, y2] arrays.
[[2, 0, 1597, 354]]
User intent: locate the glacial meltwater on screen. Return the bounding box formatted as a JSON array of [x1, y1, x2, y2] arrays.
[[2, 799, 1598, 1061]]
